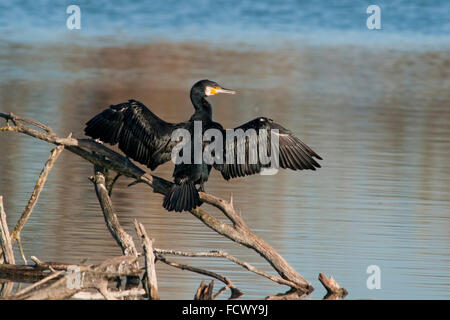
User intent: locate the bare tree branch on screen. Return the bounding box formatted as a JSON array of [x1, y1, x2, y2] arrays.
[[9, 145, 65, 265], [188, 206, 311, 292], [11, 146, 64, 242], [0, 196, 15, 265], [155, 249, 300, 288], [155, 253, 243, 299], [1, 112, 55, 136], [30, 255, 86, 271], [133, 219, 159, 300], [90, 169, 138, 259], [0, 112, 314, 294]]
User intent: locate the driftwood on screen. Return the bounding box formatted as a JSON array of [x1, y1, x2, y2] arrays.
[[0, 264, 51, 281], [72, 288, 146, 300], [0, 279, 14, 298], [7, 255, 141, 300], [133, 220, 159, 300], [91, 168, 139, 259], [194, 280, 215, 300], [0, 111, 346, 299], [0, 196, 15, 264], [30, 256, 86, 271], [318, 273, 348, 300]]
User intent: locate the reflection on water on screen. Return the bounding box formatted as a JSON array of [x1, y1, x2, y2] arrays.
[[0, 41, 449, 299]]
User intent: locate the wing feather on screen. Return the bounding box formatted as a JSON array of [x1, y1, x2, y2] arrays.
[[85, 99, 181, 170], [214, 117, 322, 180]]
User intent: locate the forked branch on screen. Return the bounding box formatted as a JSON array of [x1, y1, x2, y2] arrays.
[[0, 112, 313, 294]]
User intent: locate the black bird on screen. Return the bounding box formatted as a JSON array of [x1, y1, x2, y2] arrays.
[[84, 80, 322, 212]]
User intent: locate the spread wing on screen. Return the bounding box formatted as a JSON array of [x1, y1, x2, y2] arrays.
[[214, 117, 322, 180], [84, 99, 183, 170]]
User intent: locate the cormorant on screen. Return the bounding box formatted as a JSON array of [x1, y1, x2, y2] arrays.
[[84, 80, 322, 212]]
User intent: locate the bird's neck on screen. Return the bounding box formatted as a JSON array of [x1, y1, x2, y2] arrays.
[[190, 95, 212, 122]]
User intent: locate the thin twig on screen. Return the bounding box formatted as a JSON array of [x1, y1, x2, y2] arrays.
[[2, 112, 55, 136], [107, 173, 122, 197], [212, 285, 228, 300], [156, 254, 243, 299], [30, 256, 93, 271], [10, 146, 65, 247], [154, 249, 300, 289], [16, 237, 27, 265]]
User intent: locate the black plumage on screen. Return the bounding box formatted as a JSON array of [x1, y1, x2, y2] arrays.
[[84, 79, 322, 212]]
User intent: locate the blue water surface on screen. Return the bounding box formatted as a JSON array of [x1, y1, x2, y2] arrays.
[[0, 0, 449, 47]]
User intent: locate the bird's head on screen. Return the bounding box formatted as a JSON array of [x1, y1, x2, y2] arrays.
[[191, 79, 236, 98]]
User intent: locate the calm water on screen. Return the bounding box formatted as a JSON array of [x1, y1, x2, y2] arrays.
[[0, 1, 449, 299]]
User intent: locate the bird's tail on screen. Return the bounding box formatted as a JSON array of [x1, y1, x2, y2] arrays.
[[163, 182, 202, 212]]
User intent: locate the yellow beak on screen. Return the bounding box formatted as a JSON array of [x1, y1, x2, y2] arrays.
[[211, 87, 236, 95]]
